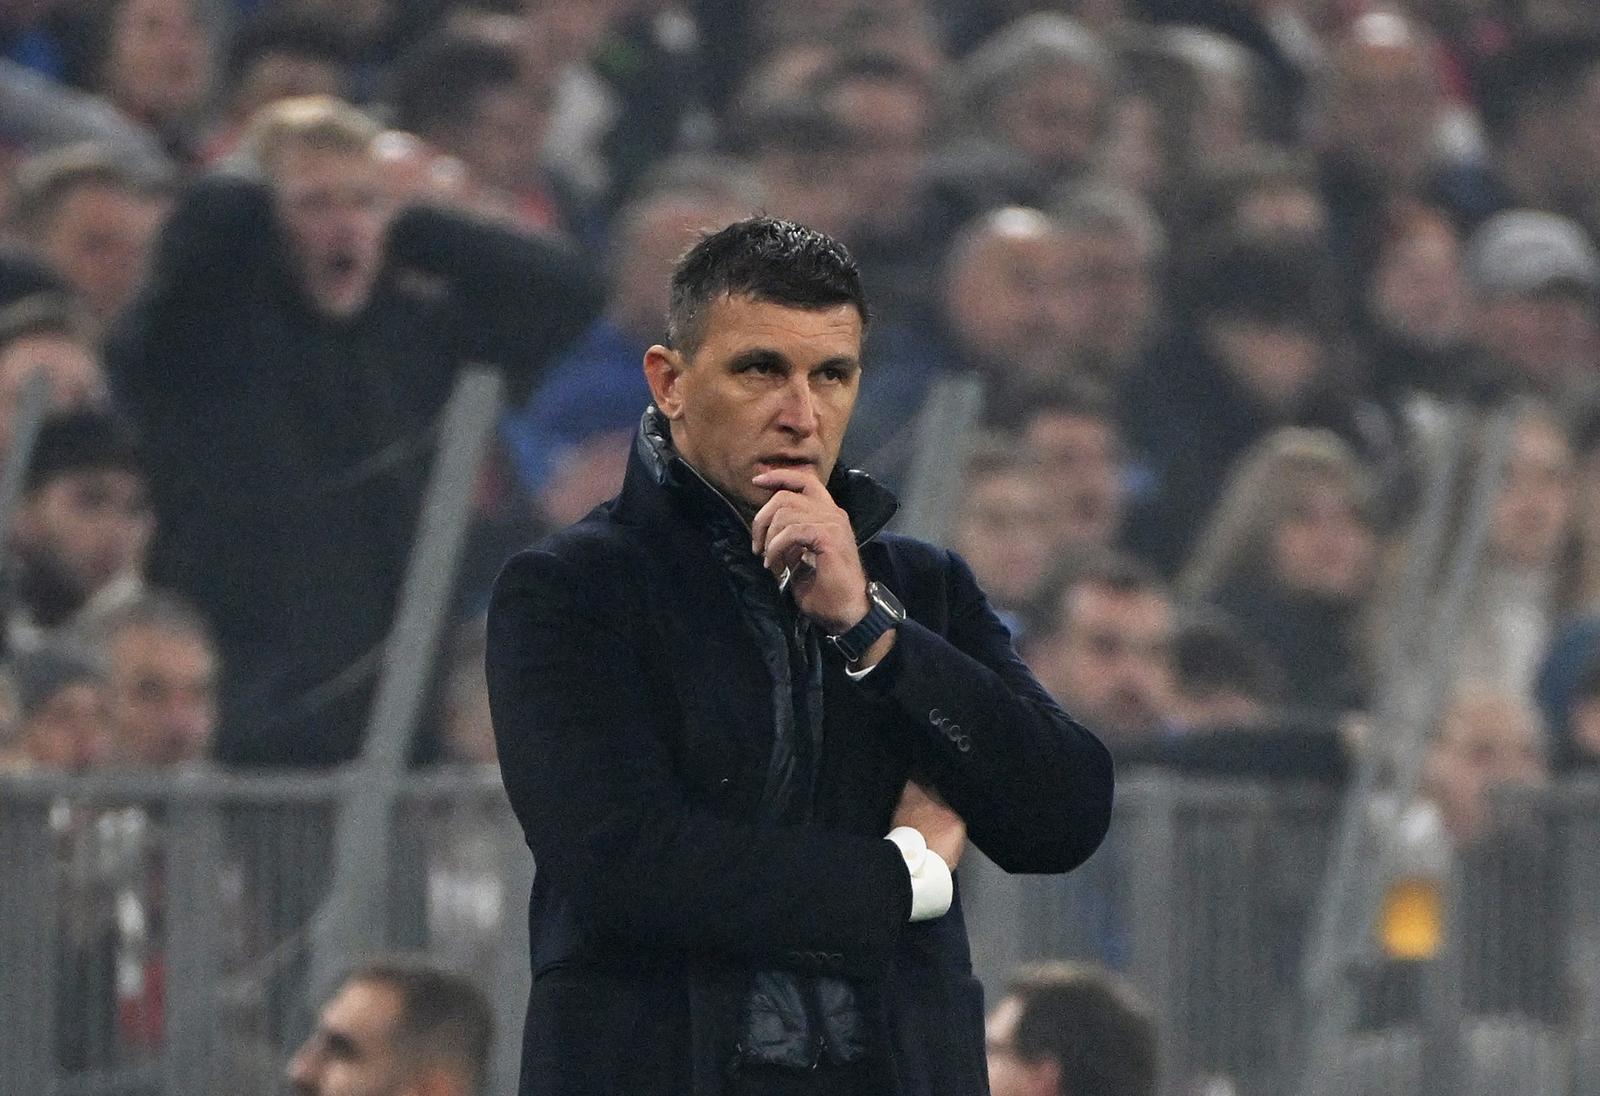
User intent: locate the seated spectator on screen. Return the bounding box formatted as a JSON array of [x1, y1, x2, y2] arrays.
[[986, 961, 1157, 1096], [107, 95, 600, 766], [952, 438, 1055, 640], [85, 590, 216, 769], [288, 958, 492, 1096], [6, 408, 150, 655], [0, 643, 108, 772], [1025, 551, 1175, 755], [1009, 376, 1129, 555], [10, 143, 169, 327], [1180, 428, 1379, 716], [0, 295, 109, 455]]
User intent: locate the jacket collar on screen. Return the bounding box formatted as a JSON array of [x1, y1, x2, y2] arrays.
[[619, 406, 898, 545]]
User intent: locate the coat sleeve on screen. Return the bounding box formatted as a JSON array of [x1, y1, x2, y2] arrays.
[[486, 547, 913, 979], [857, 548, 1114, 874]]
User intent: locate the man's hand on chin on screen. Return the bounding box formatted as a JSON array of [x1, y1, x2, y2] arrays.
[[750, 467, 870, 631]]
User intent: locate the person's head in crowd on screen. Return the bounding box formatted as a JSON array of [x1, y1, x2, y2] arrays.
[[1365, 203, 1471, 353], [952, 437, 1055, 622], [1008, 376, 1127, 552], [439, 615, 494, 766], [1562, 652, 1600, 771], [1155, 27, 1262, 169], [11, 409, 151, 629], [1027, 551, 1174, 747], [957, 14, 1115, 185], [4, 644, 109, 773], [1180, 231, 1341, 415], [388, 22, 539, 197], [1049, 183, 1162, 376], [1316, 11, 1443, 192], [288, 958, 492, 1096], [1477, 32, 1600, 221], [812, 52, 935, 238], [242, 96, 390, 319], [1423, 684, 1549, 845], [220, 14, 353, 136], [518, 0, 618, 76], [1464, 210, 1600, 398], [1168, 609, 1286, 731], [9, 145, 169, 326], [89, 0, 216, 133], [1181, 428, 1378, 608], [730, 96, 855, 239], [943, 206, 1072, 382], [986, 960, 1157, 1096], [85, 591, 216, 769], [606, 163, 764, 343], [0, 296, 109, 455], [1486, 402, 1575, 573], [1179, 150, 1328, 245]]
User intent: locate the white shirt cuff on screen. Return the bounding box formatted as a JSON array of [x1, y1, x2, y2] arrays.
[[885, 826, 953, 922], [844, 661, 878, 681]]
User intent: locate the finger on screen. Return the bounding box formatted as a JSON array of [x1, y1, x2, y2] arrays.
[[751, 497, 805, 555], [763, 523, 832, 573], [752, 467, 826, 497]]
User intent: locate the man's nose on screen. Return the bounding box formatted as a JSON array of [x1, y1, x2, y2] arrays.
[[286, 1043, 318, 1093], [776, 375, 818, 435]]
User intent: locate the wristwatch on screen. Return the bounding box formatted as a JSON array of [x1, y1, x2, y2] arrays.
[[827, 581, 906, 663]]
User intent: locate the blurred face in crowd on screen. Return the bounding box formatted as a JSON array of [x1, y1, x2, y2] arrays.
[[953, 465, 1055, 612], [1233, 182, 1329, 240], [986, 994, 1057, 1096], [644, 295, 863, 511], [1035, 579, 1174, 742], [609, 196, 752, 342], [102, 0, 213, 125], [1474, 285, 1598, 394], [825, 74, 931, 235], [1323, 14, 1441, 189], [106, 623, 217, 768], [35, 182, 167, 324], [1489, 412, 1574, 570], [14, 468, 153, 600], [268, 141, 393, 318], [993, 64, 1108, 181], [1425, 689, 1548, 844], [20, 682, 109, 773], [945, 211, 1073, 378], [1370, 212, 1470, 350], [0, 334, 109, 452], [1205, 317, 1326, 413], [1023, 409, 1124, 549], [1056, 226, 1157, 371], [290, 978, 457, 1096], [1269, 473, 1376, 602], [455, 84, 548, 194]]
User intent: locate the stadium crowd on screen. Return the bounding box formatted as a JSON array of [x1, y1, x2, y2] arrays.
[[1, 0, 1599, 1092]]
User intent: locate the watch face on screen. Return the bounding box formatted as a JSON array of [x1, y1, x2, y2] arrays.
[[867, 581, 906, 623]]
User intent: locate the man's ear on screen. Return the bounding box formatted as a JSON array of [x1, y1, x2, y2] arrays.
[[643, 344, 687, 420]]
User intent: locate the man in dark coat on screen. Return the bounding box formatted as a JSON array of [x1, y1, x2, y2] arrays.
[[485, 217, 1113, 1095], [107, 96, 602, 766]]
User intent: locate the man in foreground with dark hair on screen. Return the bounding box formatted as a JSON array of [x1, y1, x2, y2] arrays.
[[288, 959, 493, 1096], [486, 217, 1113, 1094], [986, 962, 1157, 1096]]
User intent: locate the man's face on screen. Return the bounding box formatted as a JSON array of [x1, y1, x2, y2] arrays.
[[14, 469, 153, 599], [107, 624, 217, 768], [39, 183, 166, 323], [986, 994, 1056, 1096], [1024, 411, 1124, 549], [0, 335, 108, 452], [1057, 228, 1156, 370], [457, 85, 544, 193], [270, 143, 393, 318], [1489, 413, 1574, 569], [995, 66, 1106, 179], [1040, 582, 1173, 743], [288, 980, 410, 1096], [1475, 289, 1598, 393], [105, 0, 213, 123], [946, 225, 1071, 377], [646, 295, 863, 511], [828, 77, 930, 233], [1425, 695, 1548, 844], [953, 470, 1054, 611], [1206, 318, 1326, 413], [1326, 32, 1440, 188]]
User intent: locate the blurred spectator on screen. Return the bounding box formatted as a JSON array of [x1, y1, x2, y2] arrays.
[[0, 294, 109, 454], [288, 958, 492, 1096], [952, 438, 1056, 640], [1026, 551, 1175, 754], [502, 158, 759, 506], [87, 590, 216, 769], [82, 0, 216, 166], [5, 408, 149, 655], [1123, 231, 1372, 573], [1165, 609, 1284, 733], [0, 642, 108, 771], [205, 13, 353, 164], [1048, 183, 1163, 381], [1181, 428, 1379, 716], [107, 96, 601, 766], [1011, 376, 1129, 555], [731, 92, 854, 239], [1462, 208, 1600, 407], [521, 0, 626, 208], [0, 55, 169, 174], [1422, 684, 1548, 846], [1176, 149, 1329, 247], [9, 143, 169, 326], [986, 960, 1157, 1096]]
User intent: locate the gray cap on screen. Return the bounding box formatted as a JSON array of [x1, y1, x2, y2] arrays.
[[1465, 210, 1600, 297]]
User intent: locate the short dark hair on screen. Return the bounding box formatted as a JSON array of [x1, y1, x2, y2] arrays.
[[1005, 961, 1157, 1096], [1173, 608, 1286, 706], [990, 374, 1116, 433], [225, 13, 354, 90], [347, 959, 493, 1095], [666, 217, 869, 356], [388, 26, 521, 139], [1178, 230, 1340, 330], [25, 409, 143, 493], [1026, 548, 1166, 641]]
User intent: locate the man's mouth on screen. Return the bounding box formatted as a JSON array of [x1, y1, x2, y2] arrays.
[[758, 456, 816, 470]]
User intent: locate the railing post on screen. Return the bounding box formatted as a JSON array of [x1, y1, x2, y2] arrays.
[[1124, 776, 1180, 1096], [160, 781, 228, 1096], [0, 788, 58, 1093]]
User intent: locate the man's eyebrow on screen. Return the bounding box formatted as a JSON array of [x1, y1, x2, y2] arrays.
[[815, 355, 860, 374], [726, 348, 789, 370]]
